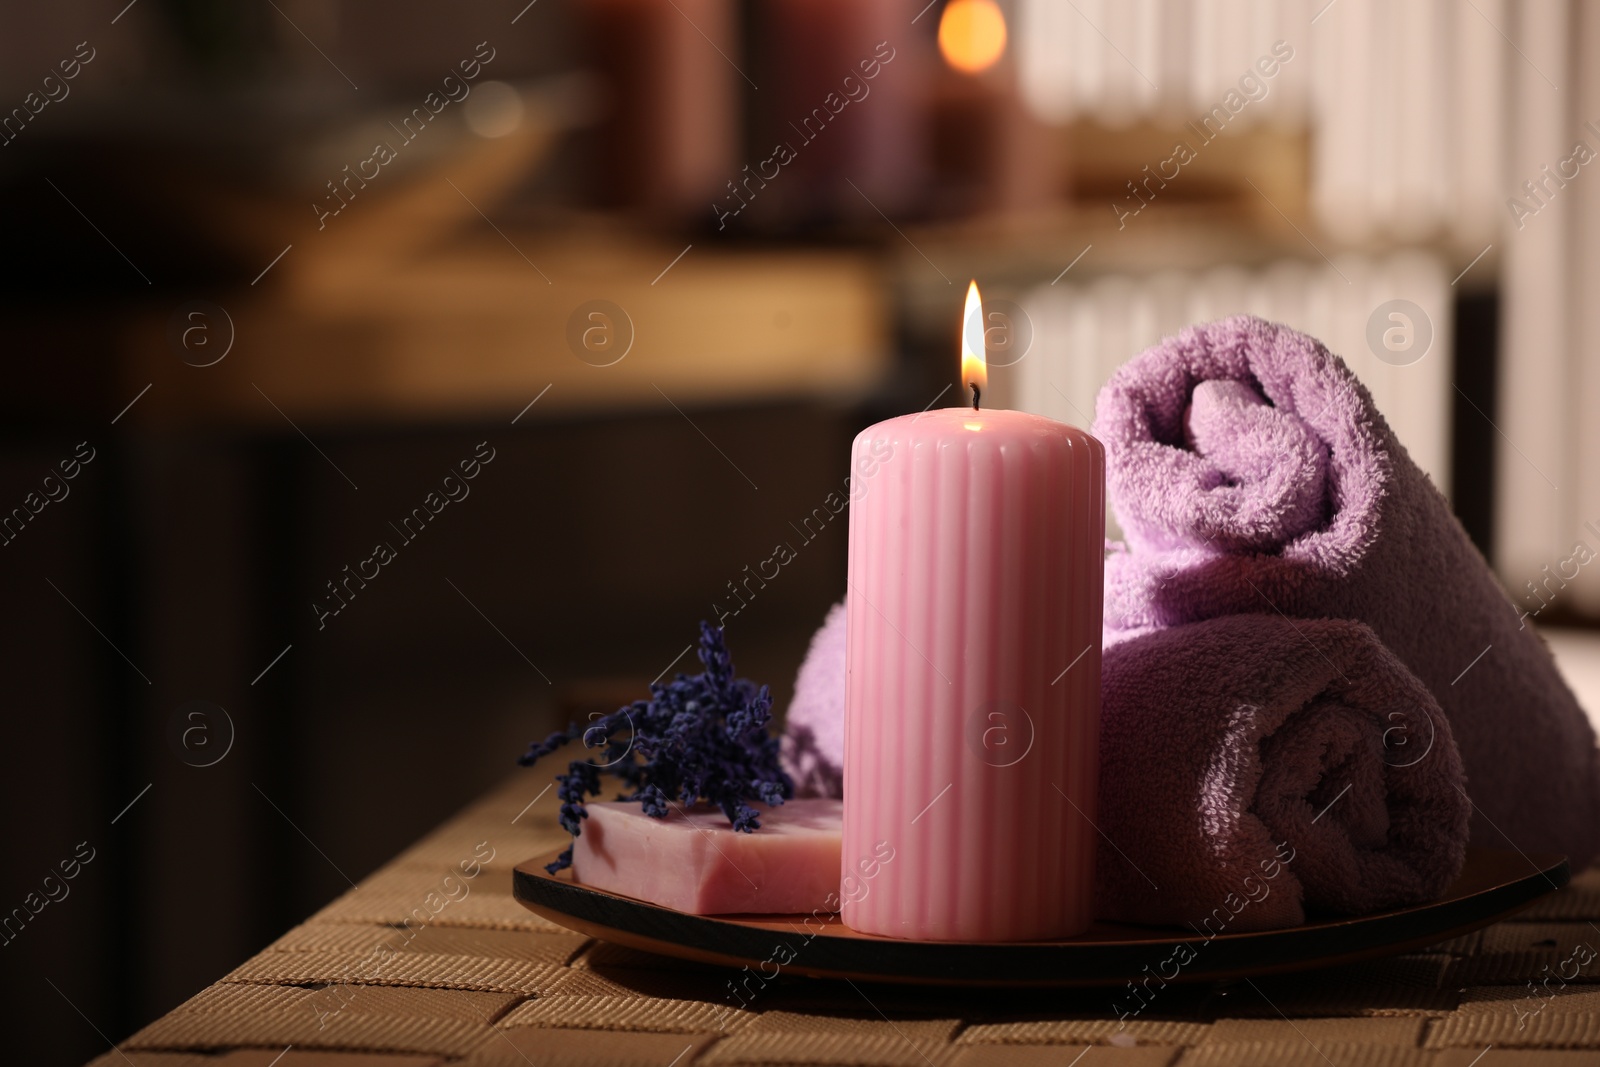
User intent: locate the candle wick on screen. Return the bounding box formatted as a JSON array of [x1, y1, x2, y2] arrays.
[[969, 382, 981, 411]]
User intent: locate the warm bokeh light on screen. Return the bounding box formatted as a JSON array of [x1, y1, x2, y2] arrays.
[[961, 279, 988, 401], [939, 0, 1007, 75]]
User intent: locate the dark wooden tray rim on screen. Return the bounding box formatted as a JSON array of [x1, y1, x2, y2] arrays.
[[513, 847, 1569, 987]]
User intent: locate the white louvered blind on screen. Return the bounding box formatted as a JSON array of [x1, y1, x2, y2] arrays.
[[1015, 0, 1502, 249]]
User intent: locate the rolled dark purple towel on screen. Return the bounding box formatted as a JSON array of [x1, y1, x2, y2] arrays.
[[1098, 614, 1468, 930], [780, 604, 1470, 927], [1096, 315, 1600, 869]]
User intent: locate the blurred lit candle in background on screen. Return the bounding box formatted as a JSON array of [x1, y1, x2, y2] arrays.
[[841, 281, 1105, 941], [938, 0, 1007, 75], [576, 0, 738, 219], [743, 0, 922, 229], [928, 0, 1053, 216]]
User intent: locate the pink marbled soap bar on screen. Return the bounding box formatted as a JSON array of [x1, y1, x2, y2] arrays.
[[571, 799, 843, 915]]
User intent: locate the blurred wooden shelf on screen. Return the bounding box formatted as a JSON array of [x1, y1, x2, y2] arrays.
[[122, 232, 891, 428]]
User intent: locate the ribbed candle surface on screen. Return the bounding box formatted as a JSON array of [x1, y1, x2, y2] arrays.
[[841, 407, 1103, 941]]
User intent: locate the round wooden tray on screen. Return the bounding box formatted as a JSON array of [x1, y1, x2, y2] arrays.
[[513, 847, 1568, 986]]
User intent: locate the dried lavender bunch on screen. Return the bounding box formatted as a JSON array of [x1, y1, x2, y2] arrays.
[[519, 621, 794, 873]]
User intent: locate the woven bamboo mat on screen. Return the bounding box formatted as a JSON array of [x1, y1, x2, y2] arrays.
[[87, 775, 1600, 1067]]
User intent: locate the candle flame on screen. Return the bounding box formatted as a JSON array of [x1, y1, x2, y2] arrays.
[[961, 279, 987, 407], [939, 0, 1007, 75]]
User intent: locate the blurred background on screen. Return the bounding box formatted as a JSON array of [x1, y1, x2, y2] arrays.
[[5, 0, 1600, 1061]]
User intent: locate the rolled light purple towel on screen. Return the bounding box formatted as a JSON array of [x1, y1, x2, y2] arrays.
[[1096, 315, 1600, 869], [781, 601, 849, 800], [780, 603, 1468, 926]]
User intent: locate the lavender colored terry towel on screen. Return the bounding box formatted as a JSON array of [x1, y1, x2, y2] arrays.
[[1096, 315, 1600, 868], [781, 601, 848, 799], [779, 602, 1470, 926], [1096, 614, 1468, 929]]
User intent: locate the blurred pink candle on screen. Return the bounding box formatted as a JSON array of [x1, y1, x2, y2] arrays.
[[841, 282, 1104, 941]]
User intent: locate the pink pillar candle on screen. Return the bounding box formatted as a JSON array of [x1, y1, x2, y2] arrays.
[[841, 404, 1104, 941]]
